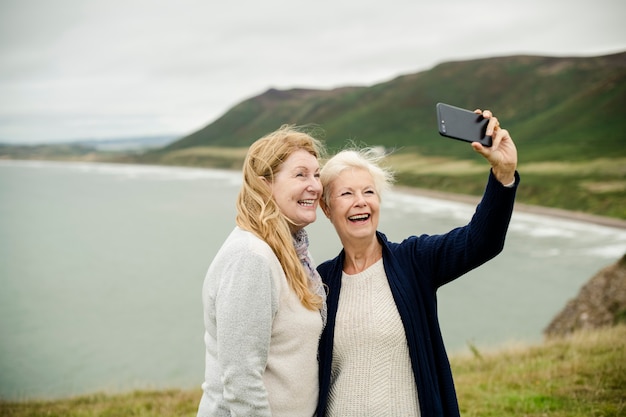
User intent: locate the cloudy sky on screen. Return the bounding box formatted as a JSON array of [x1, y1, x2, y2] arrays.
[[1, 0, 624, 144]]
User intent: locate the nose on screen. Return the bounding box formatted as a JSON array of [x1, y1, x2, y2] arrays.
[[307, 176, 322, 194], [354, 192, 367, 207]]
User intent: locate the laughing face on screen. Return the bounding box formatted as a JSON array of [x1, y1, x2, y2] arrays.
[[322, 167, 380, 244], [269, 149, 322, 233]]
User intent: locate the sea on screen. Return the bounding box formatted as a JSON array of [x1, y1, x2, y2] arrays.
[[1, 159, 625, 401]]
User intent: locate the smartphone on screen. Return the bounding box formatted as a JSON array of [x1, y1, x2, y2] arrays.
[[436, 103, 492, 147]]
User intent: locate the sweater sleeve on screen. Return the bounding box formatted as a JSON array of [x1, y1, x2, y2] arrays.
[[214, 249, 277, 416], [414, 170, 519, 289]]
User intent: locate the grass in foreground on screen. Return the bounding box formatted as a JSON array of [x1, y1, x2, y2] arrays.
[[452, 324, 626, 417], [0, 389, 202, 417], [1, 325, 624, 417]]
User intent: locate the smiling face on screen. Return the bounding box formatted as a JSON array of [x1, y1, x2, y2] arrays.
[[321, 167, 380, 245], [269, 149, 322, 233]]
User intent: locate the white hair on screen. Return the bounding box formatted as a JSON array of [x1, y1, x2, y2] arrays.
[[320, 147, 395, 207]]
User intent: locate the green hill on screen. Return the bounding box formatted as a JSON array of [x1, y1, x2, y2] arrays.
[[160, 52, 626, 162], [137, 52, 625, 219], [3, 52, 625, 219]]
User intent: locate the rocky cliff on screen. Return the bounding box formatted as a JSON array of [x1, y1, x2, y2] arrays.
[[544, 253, 626, 338]]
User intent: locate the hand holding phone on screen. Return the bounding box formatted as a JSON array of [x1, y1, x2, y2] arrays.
[[436, 103, 492, 147]]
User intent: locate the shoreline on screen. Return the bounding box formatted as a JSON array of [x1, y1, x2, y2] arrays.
[[3, 158, 625, 229], [393, 185, 626, 230]]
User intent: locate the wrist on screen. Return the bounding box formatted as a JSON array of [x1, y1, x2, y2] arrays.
[[502, 178, 516, 188], [492, 168, 516, 187]]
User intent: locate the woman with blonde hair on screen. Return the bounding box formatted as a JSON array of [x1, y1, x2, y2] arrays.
[[197, 125, 327, 417]]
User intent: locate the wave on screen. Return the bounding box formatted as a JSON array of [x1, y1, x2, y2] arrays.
[[0, 159, 243, 185], [386, 188, 626, 260]]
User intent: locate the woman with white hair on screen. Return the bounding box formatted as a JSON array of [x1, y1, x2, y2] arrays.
[[316, 110, 518, 416]]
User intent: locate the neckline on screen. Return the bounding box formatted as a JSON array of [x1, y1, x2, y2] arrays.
[[343, 257, 383, 278]]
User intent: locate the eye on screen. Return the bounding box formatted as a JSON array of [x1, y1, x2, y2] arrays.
[[365, 189, 376, 195], [340, 191, 352, 197]]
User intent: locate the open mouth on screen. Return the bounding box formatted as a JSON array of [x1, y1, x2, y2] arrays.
[[348, 214, 370, 222], [298, 199, 316, 207]]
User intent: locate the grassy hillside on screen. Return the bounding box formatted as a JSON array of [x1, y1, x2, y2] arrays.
[[3, 52, 624, 219], [131, 52, 626, 220], [155, 53, 626, 162], [2, 325, 624, 416]]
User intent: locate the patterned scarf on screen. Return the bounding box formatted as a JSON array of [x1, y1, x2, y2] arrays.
[[293, 229, 327, 328]]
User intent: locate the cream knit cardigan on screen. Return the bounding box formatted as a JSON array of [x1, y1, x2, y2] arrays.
[[197, 227, 322, 417]]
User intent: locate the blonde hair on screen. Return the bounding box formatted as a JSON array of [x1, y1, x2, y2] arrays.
[[321, 147, 395, 208], [236, 125, 326, 310]]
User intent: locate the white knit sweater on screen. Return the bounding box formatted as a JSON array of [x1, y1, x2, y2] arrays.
[[328, 259, 421, 416], [197, 227, 322, 417]]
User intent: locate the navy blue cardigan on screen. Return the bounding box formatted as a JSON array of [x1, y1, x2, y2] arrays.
[[317, 171, 519, 416]]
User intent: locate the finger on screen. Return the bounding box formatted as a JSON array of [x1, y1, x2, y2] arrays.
[[474, 108, 482, 114], [491, 127, 510, 150], [486, 116, 500, 136], [482, 110, 493, 119], [471, 141, 488, 157]]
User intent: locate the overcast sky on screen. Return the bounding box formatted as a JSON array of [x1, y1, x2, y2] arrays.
[[1, 0, 624, 144]]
